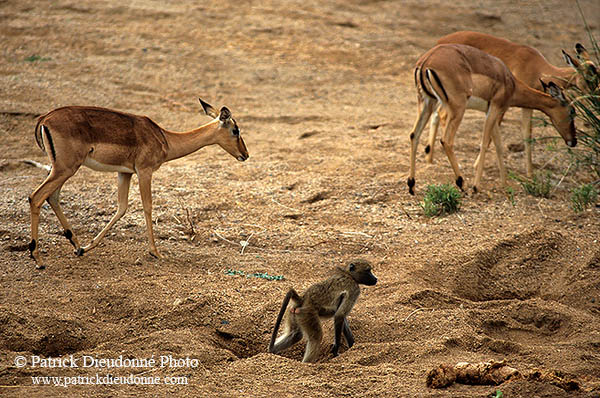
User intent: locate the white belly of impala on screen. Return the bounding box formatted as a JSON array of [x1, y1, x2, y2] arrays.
[[467, 96, 489, 112], [83, 157, 135, 173]]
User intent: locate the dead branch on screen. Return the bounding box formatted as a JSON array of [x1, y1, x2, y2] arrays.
[[22, 159, 51, 172]]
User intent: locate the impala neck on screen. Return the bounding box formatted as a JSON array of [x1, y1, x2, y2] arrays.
[[543, 65, 577, 88], [510, 79, 558, 114], [163, 119, 220, 162]]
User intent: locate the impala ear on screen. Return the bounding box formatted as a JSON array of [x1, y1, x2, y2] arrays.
[[546, 82, 568, 105], [219, 107, 232, 122], [575, 43, 591, 61], [562, 50, 579, 69], [199, 98, 219, 118]]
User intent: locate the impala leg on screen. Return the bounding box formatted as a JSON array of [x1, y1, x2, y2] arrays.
[[440, 104, 467, 191], [137, 170, 161, 258], [29, 168, 75, 268], [473, 106, 503, 192], [473, 123, 493, 175], [425, 104, 444, 164], [490, 122, 507, 187], [46, 187, 81, 251], [521, 108, 534, 177], [408, 97, 436, 195], [80, 172, 132, 255]]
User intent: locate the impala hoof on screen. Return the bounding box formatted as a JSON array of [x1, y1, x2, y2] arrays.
[[456, 176, 464, 190], [149, 250, 162, 259], [407, 177, 416, 195], [76, 247, 85, 256]]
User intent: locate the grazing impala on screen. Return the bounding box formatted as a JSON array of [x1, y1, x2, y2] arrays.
[[407, 44, 576, 195], [425, 31, 598, 176], [29, 99, 249, 269]]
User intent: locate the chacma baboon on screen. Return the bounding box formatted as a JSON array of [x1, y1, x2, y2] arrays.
[[268, 259, 377, 362]]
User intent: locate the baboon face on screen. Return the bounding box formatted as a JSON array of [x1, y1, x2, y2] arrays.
[[348, 259, 378, 286]]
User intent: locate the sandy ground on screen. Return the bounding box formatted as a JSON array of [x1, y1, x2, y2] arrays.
[[1, 0, 600, 396]]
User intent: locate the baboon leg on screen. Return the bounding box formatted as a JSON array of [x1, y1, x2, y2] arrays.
[[269, 288, 303, 354], [271, 327, 302, 354], [300, 311, 323, 363]]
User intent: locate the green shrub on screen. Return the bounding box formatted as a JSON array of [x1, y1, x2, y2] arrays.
[[509, 171, 553, 198], [570, 183, 598, 212], [24, 55, 51, 62], [505, 186, 516, 206], [568, 2, 600, 178], [421, 184, 461, 217]]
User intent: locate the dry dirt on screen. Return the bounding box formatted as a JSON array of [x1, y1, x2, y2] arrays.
[[1, 0, 600, 397]]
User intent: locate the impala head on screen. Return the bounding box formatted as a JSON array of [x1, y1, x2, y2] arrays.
[[562, 43, 600, 93], [199, 98, 249, 161], [540, 80, 577, 148]]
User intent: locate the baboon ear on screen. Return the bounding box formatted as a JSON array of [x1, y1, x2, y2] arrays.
[[219, 107, 232, 122], [562, 50, 579, 69], [199, 98, 219, 118]]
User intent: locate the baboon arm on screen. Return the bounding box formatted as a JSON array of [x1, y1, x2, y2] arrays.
[[318, 306, 338, 317], [343, 318, 354, 348], [332, 315, 345, 357], [331, 291, 357, 356]]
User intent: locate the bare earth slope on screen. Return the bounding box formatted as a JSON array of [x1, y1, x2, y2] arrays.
[[1, 0, 599, 396]]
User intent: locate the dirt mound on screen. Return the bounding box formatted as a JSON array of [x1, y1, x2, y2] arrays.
[[0, 309, 90, 356], [417, 228, 600, 313]]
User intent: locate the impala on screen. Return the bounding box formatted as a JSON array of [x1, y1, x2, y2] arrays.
[[425, 31, 598, 176], [407, 44, 576, 195], [28, 99, 249, 269]]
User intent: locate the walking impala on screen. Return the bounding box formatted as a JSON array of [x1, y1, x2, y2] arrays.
[[407, 44, 576, 195], [425, 31, 598, 176], [29, 99, 249, 269]]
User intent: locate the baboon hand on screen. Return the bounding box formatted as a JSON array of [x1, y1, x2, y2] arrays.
[[331, 344, 339, 357]]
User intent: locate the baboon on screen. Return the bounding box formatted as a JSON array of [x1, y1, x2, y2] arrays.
[[268, 259, 377, 363]]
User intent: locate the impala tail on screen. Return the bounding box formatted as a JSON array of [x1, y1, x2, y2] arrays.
[[34, 121, 56, 162], [423, 68, 449, 104]]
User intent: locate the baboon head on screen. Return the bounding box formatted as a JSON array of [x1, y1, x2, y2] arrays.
[[347, 259, 378, 286]]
